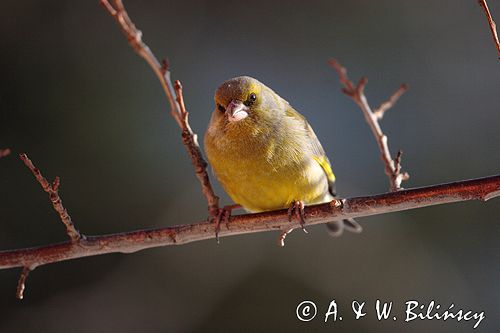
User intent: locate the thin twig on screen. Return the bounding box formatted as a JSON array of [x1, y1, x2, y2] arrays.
[[173, 80, 220, 217], [19, 154, 81, 242], [329, 59, 409, 191], [100, 0, 219, 216], [478, 0, 500, 60], [16, 267, 31, 300], [0, 174, 499, 271], [278, 228, 294, 247], [0, 148, 11, 158], [374, 84, 408, 120]]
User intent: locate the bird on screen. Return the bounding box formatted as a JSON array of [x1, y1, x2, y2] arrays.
[[204, 76, 361, 236]]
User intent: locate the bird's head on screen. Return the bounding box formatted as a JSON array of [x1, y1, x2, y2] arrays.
[[210, 76, 285, 136]]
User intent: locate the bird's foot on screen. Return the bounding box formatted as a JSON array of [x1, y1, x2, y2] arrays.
[[287, 200, 308, 234], [210, 204, 241, 244]]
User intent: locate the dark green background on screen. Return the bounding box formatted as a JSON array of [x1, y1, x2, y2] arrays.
[[1, 0, 499, 332]]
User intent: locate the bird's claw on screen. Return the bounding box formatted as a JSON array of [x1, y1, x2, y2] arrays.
[[210, 204, 241, 244], [287, 200, 308, 233], [212, 209, 226, 244]]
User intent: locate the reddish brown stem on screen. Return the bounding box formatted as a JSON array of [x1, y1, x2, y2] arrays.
[[100, 0, 219, 216], [1, 174, 499, 271], [478, 0, 500, 60], [19, 154, 81, 242], [329, 59, 409, 191], [374, 84, 408, 120], [16, 267, 31, 300], [174, 81, 220, 217]]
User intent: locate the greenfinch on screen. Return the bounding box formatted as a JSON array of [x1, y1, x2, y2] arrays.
[[204, 76, 361, 236]]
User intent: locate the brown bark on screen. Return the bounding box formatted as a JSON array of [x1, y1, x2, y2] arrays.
[[1, 174, 498, 272]]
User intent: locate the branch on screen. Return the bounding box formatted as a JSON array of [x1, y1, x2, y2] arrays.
[[478, 0, 500, 60], [19, 154, 81, 242], [11, 154, 83, 299], [1, 174, 499, 272], [373, 84, 408, 120], [329, 59, 409, 191], [100, 0, 219, 217]]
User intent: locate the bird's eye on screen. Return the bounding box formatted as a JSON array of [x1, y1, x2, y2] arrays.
[[217, 104, 225, 112], [244, 93, 257, 106]]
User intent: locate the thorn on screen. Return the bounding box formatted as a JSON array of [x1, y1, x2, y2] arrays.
[[174, 80, 182, 91], [358, 77, 368, 90], [52, 176, 60, 191], [278, 228, 293, 247], [16, 267, 32, 300], [394, 150, 403, 173]]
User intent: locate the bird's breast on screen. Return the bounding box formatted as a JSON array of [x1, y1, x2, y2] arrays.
[[205, 131, 330, 212]]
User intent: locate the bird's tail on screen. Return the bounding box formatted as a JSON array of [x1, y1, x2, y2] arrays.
[[326, 218, 362, 237]]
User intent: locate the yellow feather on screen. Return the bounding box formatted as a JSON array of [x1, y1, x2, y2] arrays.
[[204, 76, 335, 212]]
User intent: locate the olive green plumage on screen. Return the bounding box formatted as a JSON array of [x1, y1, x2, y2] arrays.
[[204, 76, 361, 235]]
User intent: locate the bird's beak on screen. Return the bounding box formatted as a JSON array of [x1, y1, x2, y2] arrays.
[[226, 100, 249, 122]]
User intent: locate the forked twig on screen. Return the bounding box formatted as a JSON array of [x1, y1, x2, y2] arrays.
[[329, 59, 409, 191], [19, 154, 81, 242], [14, 153, 82, 298], [100, 0, 219, 217]]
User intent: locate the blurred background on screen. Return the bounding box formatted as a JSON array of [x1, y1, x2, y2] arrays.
[[1, 0, 499, 332]]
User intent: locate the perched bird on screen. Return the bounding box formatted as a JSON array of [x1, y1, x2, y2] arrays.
[[204, 76, 361, 236]]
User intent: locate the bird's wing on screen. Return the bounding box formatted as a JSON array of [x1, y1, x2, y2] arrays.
[[284, 105, 336, 196], [285, 104, 362, 236]]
